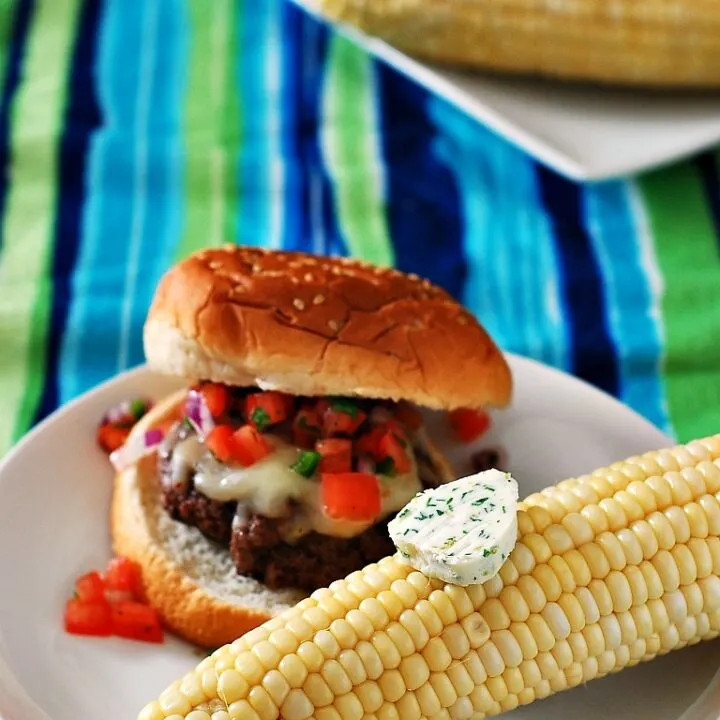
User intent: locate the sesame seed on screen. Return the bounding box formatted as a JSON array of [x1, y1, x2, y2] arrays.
[[408, 273, 420, 282], [222, 243, 235, 251], [328, 319, 340, 331], [421, 279, 432, 289], [313, 294, 325, 305], [208, 261, 222, 270], [290, 276, 299, 284], [293, 298, 306, 311], [457, 315, 469, 325], [304, 273, 315, 282], [252, 264, 261, 273], [419, 291, 429, 300]]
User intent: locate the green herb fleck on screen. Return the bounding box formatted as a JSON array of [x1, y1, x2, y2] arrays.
[[482, 545, 498, 558], [329, 398, 359, 418], [297, 414, 319, 431], [376, 457, 396, 476], [472, 497, 489, 506], [251, 407, 271, 431], [400, 550, 410, 558], [130, 398, 147, 420], [441, 537, 456, 549], [502, 505, 507, 513], [183, 416, 194, 430], [291, 451, 321, 478], [398, 507, 410, 519]]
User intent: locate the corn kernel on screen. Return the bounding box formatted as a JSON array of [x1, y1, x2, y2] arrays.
[[218, 670, 248, 705], [371, 631, 402, 670], [516, 575, 546, 614], [395, 691, 422, 720], [509, 621, 539, 660], [302, 673, 333, 707], [356, 680, 384, 713], [335, 692, 364, 720], [563, 549, 592, 587], [386, 621, 415, 657], [378, 668, 406, 702], [247, 686, 277, 720], [430, 590, 459, 625], [423, 637, 453, 672], [416, 683, 442, 716], [399, 654, 431, 690], [580, 543, 611, 580], [357, 640, 384, 680], [430, 671, 459, 707], [296, 641, 325, 673], [596, 532, 627, 571], [494, 629, 523, 668], [345, 609, 375, 641], [359, 598, 390, 630], [281, 689, 314, 720]]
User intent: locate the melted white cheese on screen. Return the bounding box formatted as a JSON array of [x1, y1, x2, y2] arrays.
[[189, 435, 423, 541], [388, 469, 519, 586]]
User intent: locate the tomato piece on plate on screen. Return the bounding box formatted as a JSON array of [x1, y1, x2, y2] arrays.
[[377, 431, 412, 474], [322, 400, 367, 437], [293, 406, 321, 448], [206, 425, 238, 463], [74, 571, 107, 604], [317, 439, 352, 474], [246, 391, 293, 430], [321, 473, 381, 521], [233, 425, 271, 465], [195, 383, 229, 418], [394, 402, 424, 431], [110, 601, 164, 643], [64, 598, 112, 637], [96, 424, 130, 454], [104, 556, 143, 601], [448, 408, 491, 443]]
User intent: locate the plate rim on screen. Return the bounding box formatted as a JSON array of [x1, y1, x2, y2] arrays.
[[289, 0, 720, 182]]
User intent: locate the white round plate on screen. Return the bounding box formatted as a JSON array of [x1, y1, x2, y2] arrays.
[[0, 356, 717, 720]]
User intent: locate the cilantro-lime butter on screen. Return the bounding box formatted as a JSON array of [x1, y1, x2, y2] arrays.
[[388, 469, 519, 586]]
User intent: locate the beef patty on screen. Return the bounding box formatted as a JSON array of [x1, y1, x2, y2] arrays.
[[159, 429, 398, 591]]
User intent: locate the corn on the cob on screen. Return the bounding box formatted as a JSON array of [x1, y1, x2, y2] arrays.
[[139, 434, 720, 720], [313, 0, 720, 88]]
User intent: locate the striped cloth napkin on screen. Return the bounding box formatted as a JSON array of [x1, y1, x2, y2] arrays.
[[0, 0, 718, 458]]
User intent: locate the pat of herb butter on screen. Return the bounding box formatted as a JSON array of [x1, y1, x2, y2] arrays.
[[388, 469, 519, 586]]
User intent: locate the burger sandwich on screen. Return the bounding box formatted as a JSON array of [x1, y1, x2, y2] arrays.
[[111, 245, 512, 648]]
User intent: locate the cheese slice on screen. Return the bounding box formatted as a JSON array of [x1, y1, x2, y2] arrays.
[[388, 469, 519, 586]]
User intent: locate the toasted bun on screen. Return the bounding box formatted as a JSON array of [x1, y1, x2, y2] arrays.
[[111, 393, 307, 649], [144, 246, 512, 410]]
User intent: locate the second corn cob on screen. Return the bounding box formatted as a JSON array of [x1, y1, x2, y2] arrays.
[[139, 434, 720, 720], [314, 0, 720, 88]]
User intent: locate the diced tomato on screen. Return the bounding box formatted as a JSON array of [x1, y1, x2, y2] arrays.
[[195, 383, 229, 418], [96, 424, 130, 454], [317, 439, 352, 474], [64, 598, 113, 637], [355, 425, 387, 457], [104, 556, 143, 601], [74, 571, 107, 604], [246, 391, 293, 430], [448, 408, 491, 443], [110, 601, 164, 644], [322, 403, 367, 437], [293, 406, 321, 449], [233, 425, 271, 466], [206, 425, 238, 463], [377, 431, 412, 474], [322, 473, 382, 521], [394, 402, 424, 432]]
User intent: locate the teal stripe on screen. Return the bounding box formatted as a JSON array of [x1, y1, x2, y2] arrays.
[[237, 0, 283, 249], [429, 99, 569, 369], [584, 182, 670, 433], [59, 0, 153, 400]]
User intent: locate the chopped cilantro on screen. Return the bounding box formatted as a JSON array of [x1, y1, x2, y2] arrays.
[[251, 407, 271, 431], [183, 416, 194, 430], [329, 398, 359, 418], [441, 537, 456, 549], [130, 398, 147, 420], [376, 457, 396, 476], [297, 415, 319, 431]]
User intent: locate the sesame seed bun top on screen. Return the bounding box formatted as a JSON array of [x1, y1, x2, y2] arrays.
[[143, 245, 512, 410]]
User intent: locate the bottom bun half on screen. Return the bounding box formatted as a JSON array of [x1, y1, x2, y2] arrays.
[[110, 391, 306, 649]]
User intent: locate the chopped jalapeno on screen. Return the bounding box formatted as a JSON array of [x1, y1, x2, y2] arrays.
[[129, 398, 148, 420], [292, 450, 321, 478], [250, 407, 271, 431]]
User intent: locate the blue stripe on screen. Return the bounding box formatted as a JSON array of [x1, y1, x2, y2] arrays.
[[236, 0, 274, 249], [279, 1, 307, 251], [377, 68, 465, 299], [429, 100, 570, 369], [537, 166, 620, 397], [695, 151, 720, 251], [33, 0, 103, 423], [120, 0, 185, 370], [58, 0, 154, 401], [584, 182, 669, 431], [0, 0, 34, 258]]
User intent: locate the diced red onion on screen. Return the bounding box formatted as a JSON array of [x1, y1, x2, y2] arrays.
[[110, 429, 166, 472], [357, 457, 376, 475], [184, 390, 215, 438], [102, 398, 152, 426]]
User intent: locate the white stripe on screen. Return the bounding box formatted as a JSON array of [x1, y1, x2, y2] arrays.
[[627, 178, 672, 433], [117, 0, 158, 371]]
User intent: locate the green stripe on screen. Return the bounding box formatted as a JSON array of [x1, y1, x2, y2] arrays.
[[0, 0, 80, 452], [638, 161, 720, 443], [176, 0, 234, 260], [322, 35, 394, 266], [0, 1, 17, 89]]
